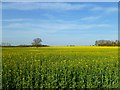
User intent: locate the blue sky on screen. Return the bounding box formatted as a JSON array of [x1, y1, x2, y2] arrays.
[[2, 2, 118, 46]]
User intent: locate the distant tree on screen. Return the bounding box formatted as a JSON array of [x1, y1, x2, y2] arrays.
[[115, 40, 119, 46], [32, 38, 42, 47], [95, 41, 98, 46], [95, 40, 120, 46], [1, 42, 11, 46], [70, 45, 75, 47]]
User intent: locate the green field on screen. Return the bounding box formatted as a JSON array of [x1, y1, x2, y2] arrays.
[[2, 46, 119, 88]]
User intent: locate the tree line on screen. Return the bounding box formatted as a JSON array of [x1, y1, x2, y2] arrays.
[[1, 38, 120, 47], [95, 40, 120, 46], [1, 38, 49, 47]]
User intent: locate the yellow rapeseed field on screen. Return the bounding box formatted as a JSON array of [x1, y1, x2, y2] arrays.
[[2, 46, 119, 88]]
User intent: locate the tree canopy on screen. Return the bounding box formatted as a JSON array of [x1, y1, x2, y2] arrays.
[[32, 38, 42, 46]]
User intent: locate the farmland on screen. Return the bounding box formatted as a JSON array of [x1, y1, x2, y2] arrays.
[[2, 46, 119, 88]]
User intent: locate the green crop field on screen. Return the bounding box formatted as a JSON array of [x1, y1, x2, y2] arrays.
[[2, 46, 119, 89]]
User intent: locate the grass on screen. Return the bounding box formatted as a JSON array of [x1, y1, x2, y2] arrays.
[[2, 46, 119, 88]]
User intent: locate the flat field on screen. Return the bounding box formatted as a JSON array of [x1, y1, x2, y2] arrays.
[[2, 46, 119, 88]]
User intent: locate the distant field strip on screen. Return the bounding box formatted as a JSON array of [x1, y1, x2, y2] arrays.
[[2, 47, 118, 88]]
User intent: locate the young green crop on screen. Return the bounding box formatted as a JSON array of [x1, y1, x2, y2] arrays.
[[2, 46, 118, 89]]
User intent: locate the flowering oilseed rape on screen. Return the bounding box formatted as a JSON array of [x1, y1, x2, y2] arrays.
[[2, 46, 119, 88]]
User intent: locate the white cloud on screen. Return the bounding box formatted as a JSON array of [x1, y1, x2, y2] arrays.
[[2, 2, 90, 11], [3, 21, 112, 33], [91, 6, 117, 13], [2, 2, 117, 15], [106, 7, 118, 13], [91, 7, 103, 11], [2, 18, 32, 22], [80, 16, 101, 21]]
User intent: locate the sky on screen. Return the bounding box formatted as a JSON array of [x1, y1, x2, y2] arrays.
[[2, 2, 118, 46], [2, 0, 120, 2]]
